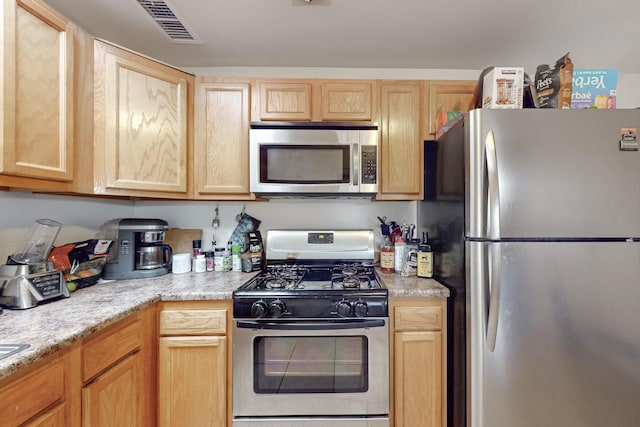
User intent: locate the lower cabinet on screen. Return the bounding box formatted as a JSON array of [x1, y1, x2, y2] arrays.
[[0, 354, 67, 426], [391, 297, 447, 427], [0, 305, 156, 427], [82, 352, 145, 426], [80, 305, 156, 427], [158, 301, 230, 427]]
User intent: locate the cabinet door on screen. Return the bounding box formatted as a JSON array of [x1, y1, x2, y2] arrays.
[[378, 82, 422, 200], [320, 82, 374, 121], [82, 351, 144, 427], [0, 355, 65, 426], [93, 40, 191, 197], [1, 0, 74, 183], [257, 81, 312, 121], [394, 331, 443, 427], [194, 81, 253, 199], [158, 336, 227, 427], [25, 403, 66, 427], [425, 80, 476, 140]]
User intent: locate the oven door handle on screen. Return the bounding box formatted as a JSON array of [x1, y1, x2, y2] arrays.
[[235, 319, 386, 330]]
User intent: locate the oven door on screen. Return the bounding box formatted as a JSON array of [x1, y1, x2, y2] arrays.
[[232, 317, 389, 418]]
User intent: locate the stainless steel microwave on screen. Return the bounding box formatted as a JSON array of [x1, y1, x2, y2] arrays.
[[249, 122, 379, 196]]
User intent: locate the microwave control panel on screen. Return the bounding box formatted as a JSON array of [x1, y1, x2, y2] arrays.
[[361, 145, 377, 184]]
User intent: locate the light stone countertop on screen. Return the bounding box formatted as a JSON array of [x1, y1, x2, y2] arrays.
[[0, 268, 448, 381]]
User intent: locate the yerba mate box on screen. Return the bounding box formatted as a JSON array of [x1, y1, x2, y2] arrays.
[[482, 67, 524, 109], [571, 69, 618, 109]]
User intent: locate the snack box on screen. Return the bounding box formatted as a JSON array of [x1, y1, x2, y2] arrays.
[[482, 67, 524, 109], [571, 69, 617, 109]]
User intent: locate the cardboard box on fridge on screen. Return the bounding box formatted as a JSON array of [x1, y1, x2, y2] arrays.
[[571, 69, 617, 109], [482, 67, 524, 109]]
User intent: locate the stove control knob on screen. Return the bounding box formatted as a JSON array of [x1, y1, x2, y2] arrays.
[[269, 300, 286, 318], [353, 301, 368, 317], [250, 300, 268, 318], [336, 300, 352, 317]]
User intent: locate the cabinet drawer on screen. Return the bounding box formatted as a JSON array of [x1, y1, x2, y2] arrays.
[[82, 318, 142, 382], [0, 356, 65, 426], [394, 305, 443, 331], [159, 309, 227, 335]]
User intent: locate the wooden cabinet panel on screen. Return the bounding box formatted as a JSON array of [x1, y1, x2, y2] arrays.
[[158, 336, 227, 427], [253, 79, 377, 122], [394, 305, 443, 331], [378, 81, 422, 200], [93, 40, 192, 197], [394, 331, 443, 427], [1, 0, 74, 185], [159, 308, 227, 335], [0, 356, 65, 426], [390, 298, 447, 427], [258, 81, 312, 121], [82, 351, 144, 427], [194, 80, 253, 199], [425, 80, 476, 140], [25, 403, 66, 427], [82, 318, 142, 382], [321, 82, 374, 121]]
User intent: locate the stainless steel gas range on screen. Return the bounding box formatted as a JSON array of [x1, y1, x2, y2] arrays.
[[232, 229, 390, 427]]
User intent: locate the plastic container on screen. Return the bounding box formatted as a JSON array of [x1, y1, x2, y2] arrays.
[[193, 254, 206, 273], [11, 219, 61, 264], [231, 245, 242, 271], [205, 251, 215, 272], [393, 236, 406, 274], [214, 247, 225, 272]]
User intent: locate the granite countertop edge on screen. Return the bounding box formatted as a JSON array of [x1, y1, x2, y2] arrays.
[[0, 269, 448, 381]]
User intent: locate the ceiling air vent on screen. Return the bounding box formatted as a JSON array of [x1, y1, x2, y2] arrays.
[[136, 0, 201, 44]]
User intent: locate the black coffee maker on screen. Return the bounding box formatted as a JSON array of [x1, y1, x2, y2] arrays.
[[101, 218, 172, 280]]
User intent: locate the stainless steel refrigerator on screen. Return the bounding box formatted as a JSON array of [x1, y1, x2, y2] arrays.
[[418, 108, 640, 427]]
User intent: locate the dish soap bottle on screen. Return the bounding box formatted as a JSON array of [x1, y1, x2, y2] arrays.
[[380, 236, 394, 273], [417, 232, 433, 278]]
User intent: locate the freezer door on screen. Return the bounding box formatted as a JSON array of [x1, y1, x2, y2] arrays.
[[468, 240, 640, 427], [466, 109, 640, 239]]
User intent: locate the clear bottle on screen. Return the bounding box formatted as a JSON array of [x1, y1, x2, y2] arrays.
[[417, 232, 433, 278], [394, 235, 406, 274], [380, 236, 394, 273]]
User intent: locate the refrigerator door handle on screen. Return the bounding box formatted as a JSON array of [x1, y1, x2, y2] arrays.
[[486, 242, 502, 352], [485, 130, 501, 240]]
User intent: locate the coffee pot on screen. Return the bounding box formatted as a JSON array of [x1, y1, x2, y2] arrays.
[[101, 218, 172, 280]]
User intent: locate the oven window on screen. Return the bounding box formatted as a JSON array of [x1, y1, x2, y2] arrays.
[[254, 335, 368, 393], [260, 145, 350, 184]]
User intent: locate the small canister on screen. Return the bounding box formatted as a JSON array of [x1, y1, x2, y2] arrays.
[[231, 245, 242, 271], [205, 251, 215, 272], [194, 254, 206, 273], [214, 247, 225, 272]]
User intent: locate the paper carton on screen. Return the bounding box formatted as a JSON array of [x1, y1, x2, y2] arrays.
[[571, 69, 617, 109], [482, 67, 524, 109]]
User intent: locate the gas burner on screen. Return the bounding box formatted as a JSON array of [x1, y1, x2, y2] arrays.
[[266, 278, 288, 289]]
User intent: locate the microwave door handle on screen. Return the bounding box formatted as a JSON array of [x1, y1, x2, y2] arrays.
[[352, 143, 359, 186]]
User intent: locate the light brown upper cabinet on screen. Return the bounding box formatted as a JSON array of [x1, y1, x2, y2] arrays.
[[0, 0, 75, 190], [252, 79, 378, 122], [424, 80, 476, 141], [377, 81, 423, 200], [92, 40, 193, 198], [194, 79, 254, 200]]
